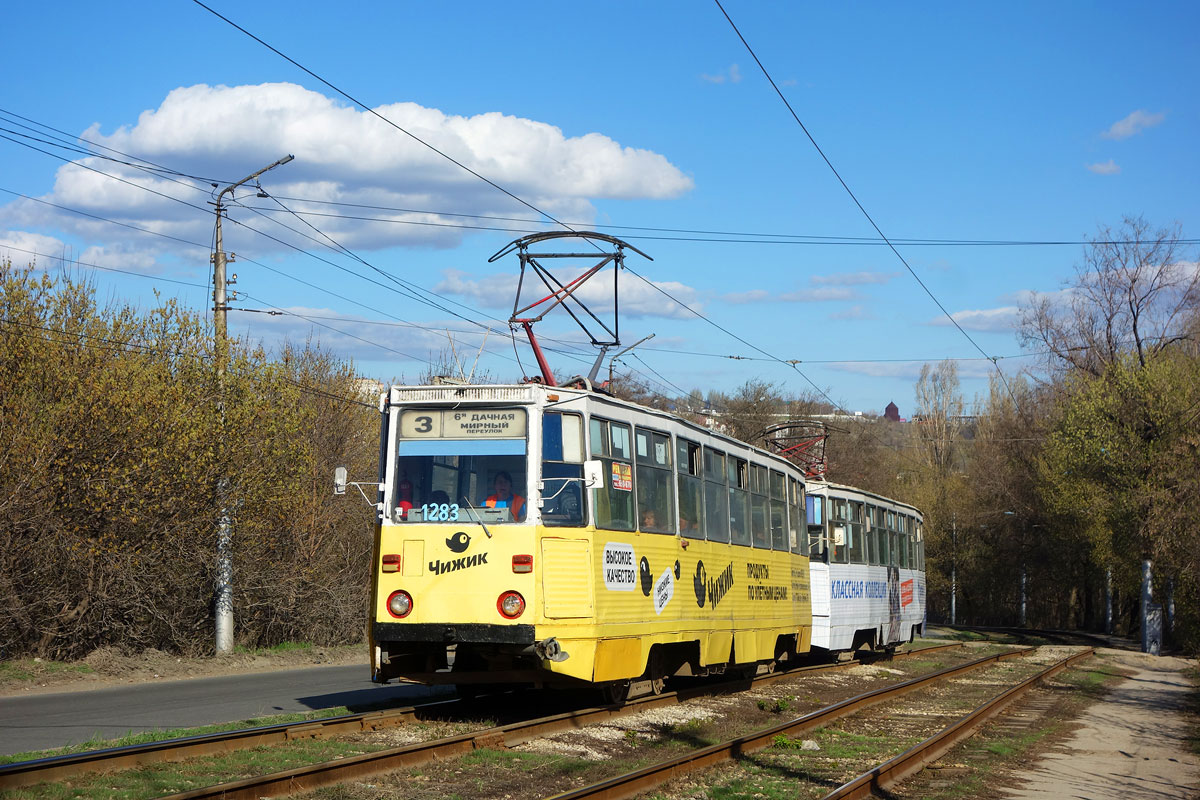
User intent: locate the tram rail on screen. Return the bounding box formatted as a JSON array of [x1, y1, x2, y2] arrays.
[[0, 643, 966, 796], [0, 642, 960, 796], [548, 647, 1092, 800]]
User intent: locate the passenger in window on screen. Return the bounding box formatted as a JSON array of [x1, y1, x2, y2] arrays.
[[679, 515, 693, 532], [485, 471, 526, 521], [641, 508, 657, 530], [397, 470, 414, 519]]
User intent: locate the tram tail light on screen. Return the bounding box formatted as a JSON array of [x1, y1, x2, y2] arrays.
[[381, 554, 400, 573], [512, 554, 533, 573], [497, 591, 525, 619], [387, 590, 412, 618]]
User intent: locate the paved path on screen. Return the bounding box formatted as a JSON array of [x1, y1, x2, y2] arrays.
[[1004, 653, 1199, 799], [0, 665, 446, 756]]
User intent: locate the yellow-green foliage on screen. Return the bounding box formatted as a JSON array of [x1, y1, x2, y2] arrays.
[[0, 263, 377, 658]]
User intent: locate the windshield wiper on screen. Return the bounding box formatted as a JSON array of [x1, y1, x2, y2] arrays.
[[459, 497, 493, 538]]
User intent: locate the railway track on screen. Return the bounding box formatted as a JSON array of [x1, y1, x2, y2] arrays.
[[0, 642, 963, 794], [550, 646, 1094, 800]]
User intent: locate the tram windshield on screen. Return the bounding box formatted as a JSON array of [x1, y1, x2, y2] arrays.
[[392, 408, 528, 524]]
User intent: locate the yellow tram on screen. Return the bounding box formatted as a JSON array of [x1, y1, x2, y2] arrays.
[[368, 382, 812, 699]]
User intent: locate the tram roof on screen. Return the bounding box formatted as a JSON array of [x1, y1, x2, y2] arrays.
[[806, 479, 922, 517], [385, 382, 803, 479]]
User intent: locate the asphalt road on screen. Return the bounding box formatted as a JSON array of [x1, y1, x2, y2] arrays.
[[0, 665, 448, 756]]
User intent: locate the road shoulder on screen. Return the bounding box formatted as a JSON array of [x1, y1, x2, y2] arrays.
[[1000, 649, 1198, 799]]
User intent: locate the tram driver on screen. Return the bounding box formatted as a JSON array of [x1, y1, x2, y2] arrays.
[[484, 471, 526, 522]]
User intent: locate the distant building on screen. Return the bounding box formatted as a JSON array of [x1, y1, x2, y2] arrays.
[[884, 401, 901, 422], [353, 377, 385, 400]]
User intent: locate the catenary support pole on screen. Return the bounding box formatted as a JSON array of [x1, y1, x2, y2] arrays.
[[1019, 563, 1027, 627], [950, 513, 957, 626], [1105, 566, 1113, 635], [1140, 559, 1153, 654], [212, 155, 294, 654]]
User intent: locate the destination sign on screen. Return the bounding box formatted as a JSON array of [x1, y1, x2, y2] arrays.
[[400, 408, 527, 439]]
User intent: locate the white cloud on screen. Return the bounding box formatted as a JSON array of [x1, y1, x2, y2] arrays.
[[825, 359, 998, 380], [3, 82, 694, 261], [80, 243, 161, 273], [780, 287, 857, 302], [824, 361, 927, 379], [0, 231, 68, 267], [235, 306, 504, 366], [435, 269, 518, 310], [436, 267, 702, 320], [811, 271, 899, 286], [1087, 159, 1121, 175], [1100, 109, 1165, 140], [701, 64, 743, 84], [928, 306, 1020, 332], [1001, 287, 1075, 307]]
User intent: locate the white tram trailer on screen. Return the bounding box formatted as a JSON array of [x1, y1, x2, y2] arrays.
[[804, 482, 926, 654]]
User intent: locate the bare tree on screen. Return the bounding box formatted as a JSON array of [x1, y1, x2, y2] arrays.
[[1022, 215, 1199, 375], [913, 360, 964, 475]]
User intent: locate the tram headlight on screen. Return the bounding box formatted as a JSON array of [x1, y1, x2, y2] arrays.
[[387, 590, 413, 618], [497, 591, 525, 619]]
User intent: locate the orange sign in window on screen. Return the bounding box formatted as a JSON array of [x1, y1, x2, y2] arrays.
[[611, 462, 632, 491]]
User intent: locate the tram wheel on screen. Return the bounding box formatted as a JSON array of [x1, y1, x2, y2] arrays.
[[603, 680, 631, 705]]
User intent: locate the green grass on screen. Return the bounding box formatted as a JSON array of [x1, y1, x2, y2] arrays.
[[459, 747, 591, 774], [4, 738, 387, 800], [756, 695, 793, 714], [809, 727, 902, 759], [0, 659, 94, 684], [0, 707, 353, 766], [1056, 664, 1126, 696]]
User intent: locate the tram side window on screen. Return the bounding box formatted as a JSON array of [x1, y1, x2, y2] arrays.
[[892, 513, 904, 568], [806, 493, 825, 560], [864, 505, 878, 565], [677, 438, 703, 536], [848, 500, 866, 564], [915, 521, 924, 570], [748, 464, 768, 548], [881, 511, 895, 566], [830, 498, 849, 564], [590, 417, 634, 531], [703, 447, 730, 543], [899, 516, 911, 569], [789, 478, 803, 554], [635, 428, 675, 534], [541, 411, 585, 527], [769, 470, 787, 551], [729, 458, 750, 546], [915, 520, 922, 569]]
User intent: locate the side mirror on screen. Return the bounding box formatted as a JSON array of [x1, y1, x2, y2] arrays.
[[583, 459, 603, 489], [334, 466, 348, 496]]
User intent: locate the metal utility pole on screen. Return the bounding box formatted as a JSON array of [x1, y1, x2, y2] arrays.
[[1105, 566, 1113, 634], [212, 154, 294, 654], [950, 513, 957, 626], [1019, 564, 1027, 627]]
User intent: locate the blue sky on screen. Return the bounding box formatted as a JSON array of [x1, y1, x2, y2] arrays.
[[2, 1, 1197, 415]]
